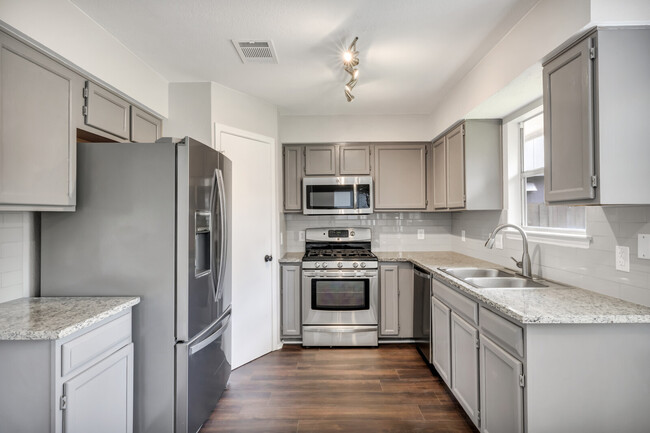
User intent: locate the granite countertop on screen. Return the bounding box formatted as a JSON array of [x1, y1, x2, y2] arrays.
[[0, 297, 140, 340], [279, 252, 304, 263], [376, 251, 650, 325]]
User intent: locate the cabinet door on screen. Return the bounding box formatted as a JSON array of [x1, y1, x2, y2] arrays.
[[431, 297, 451, 386], [374, 144, 427, 210], [283, 145, 303, 211], [63, 343, 133, 433], [305, 145, 336, 175], [281, 264, 302, 337], [451, 312, 480, 428], [84, 81, 130, 140], [380, 265, 399, 336], [0, 33, 81, 210], [480, 335, 523, 433], [432, 138, 447, 209], [339, 144, 371, 175], [543, 36, 596, 202], [446, 125, 465, 209], [130, 106, 161, 143]]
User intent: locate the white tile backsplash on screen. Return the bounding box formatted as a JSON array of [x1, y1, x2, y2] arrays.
[[0, 212, 38, 304]]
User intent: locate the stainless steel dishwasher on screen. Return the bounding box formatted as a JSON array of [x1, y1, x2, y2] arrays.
[[413, 266, 432, 363]]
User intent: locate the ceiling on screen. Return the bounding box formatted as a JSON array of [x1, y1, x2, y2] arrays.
[[71, 0, 539, 116]]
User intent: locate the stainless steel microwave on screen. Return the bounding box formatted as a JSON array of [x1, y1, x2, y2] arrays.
[[302, 176, 373, 215]]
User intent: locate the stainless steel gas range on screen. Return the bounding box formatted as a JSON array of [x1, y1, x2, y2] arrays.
[[301, 228, 379, 347]]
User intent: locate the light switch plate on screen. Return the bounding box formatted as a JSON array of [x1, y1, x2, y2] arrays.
[[615, 245, 630, 272], [639, 234, 650, 259], [417, 229, 425, 240], [299, 231, 305, 242], [461, 230, 466, 242]]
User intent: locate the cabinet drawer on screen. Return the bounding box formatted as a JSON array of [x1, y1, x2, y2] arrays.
[[479, 307, 523, 358], [61, 313, 132, 376], [432, 279, 478, 326]]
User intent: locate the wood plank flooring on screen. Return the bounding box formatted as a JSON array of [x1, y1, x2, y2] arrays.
[[200, 344, 477, 433]]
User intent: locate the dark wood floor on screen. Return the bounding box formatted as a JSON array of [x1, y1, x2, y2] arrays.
[[200, 344, 476, 433]]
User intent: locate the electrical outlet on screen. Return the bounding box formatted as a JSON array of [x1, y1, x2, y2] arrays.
[[639, 234, 650, 260], [495, 234, 504, 249], [417, 229, 425, 240], [615, 245, 630, 272], [299, 231, 305, 242], [461, 230, 466, 242]]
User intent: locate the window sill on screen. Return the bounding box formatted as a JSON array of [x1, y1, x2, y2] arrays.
[[504, 228, 592, 249]]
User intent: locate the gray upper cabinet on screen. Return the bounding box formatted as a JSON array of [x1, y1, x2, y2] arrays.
[[542, 27, 650, 205], [374, 143, 427, 210], [305, 145, 336, 175], [84, 81, 130, 140], [130, 106, 162, 143], [431, 120, 501, 211], [380, 264, 400, 336], [283, 145, 303, 212], [0, 32, 82, 211], [450, 311, 480, 429], [339, 144, 371, 175], [480, 334, 523, 433], [281, 264, 302, 339]]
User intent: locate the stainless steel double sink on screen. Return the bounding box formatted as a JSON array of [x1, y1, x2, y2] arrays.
[[439, 267, 548, 289]]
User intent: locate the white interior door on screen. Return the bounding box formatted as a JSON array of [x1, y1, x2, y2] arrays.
[[218, 127, 275, 369]]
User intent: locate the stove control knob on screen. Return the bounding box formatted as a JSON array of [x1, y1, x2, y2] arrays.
[[353, 262, 359, 268], [337, 262, 343, 268], [360, 262, 366, 268], [350, 231, 355, 237], [315, 262, 321, 268], [322, 262, 328, 268]]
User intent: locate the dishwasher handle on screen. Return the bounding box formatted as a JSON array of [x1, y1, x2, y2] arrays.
[[413, 268, 432, 279]]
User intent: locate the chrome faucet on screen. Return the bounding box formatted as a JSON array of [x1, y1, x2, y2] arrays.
[[484, 224, 532, 278]]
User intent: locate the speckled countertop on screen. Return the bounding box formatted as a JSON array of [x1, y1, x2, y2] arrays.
[[0, 297, 140, 340], [278, 252, 303, 263], [281, 251, 650, 325]]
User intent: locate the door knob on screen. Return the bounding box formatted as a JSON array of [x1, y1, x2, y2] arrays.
[[264, 255, 273, 262]]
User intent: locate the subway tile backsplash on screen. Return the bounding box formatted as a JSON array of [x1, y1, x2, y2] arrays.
[[0, 212, 25, 303], [285, 212, 452, 252]]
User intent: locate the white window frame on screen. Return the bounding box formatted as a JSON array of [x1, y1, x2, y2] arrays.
[[503, 101, 591, 248]]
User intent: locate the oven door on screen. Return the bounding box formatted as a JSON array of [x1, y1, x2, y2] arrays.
[[302, 269, 378, 325]]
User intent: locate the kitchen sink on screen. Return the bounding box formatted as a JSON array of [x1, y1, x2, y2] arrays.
[[440, 267, 513, 279], [464, 276, 548, 289]]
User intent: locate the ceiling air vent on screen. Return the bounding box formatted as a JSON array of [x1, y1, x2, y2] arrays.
[[232, 40, 278, 64]]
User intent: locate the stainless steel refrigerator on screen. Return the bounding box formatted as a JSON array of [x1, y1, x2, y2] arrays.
[[40, 137, 232, 433]]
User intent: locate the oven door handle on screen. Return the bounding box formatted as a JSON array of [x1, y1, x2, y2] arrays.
[[305, 326, 377, 333], [303, 271, 377, 278]]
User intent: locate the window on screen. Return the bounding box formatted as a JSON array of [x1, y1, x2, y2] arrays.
[[520, 113, 585, 231]]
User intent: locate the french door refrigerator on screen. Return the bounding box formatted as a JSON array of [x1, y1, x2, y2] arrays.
[[40, 137, 232, 433]]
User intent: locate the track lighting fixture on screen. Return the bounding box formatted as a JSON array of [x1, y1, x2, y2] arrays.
[[342, 37, 359, 102]]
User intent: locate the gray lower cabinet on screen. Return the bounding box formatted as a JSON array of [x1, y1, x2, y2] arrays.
[[432, 120, 502, 211], [283, 145, 304, 212], [84, 81, 130, 140], [0, 32, 83, 211], [450, 311, 480, 429], [281, 264, 302, 339], [379, 263, 414, 338], [431, 296, 451, 385], [479, 334, 523, 433], [0, 311, 134, 433], [542, 27, 650, 205], [305, 144, 337, 175], [374, 143, 428, 210], [130, 106, 162, 143]]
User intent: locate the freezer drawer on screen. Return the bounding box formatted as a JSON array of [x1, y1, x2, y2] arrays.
[[176, 307, 232, 433]]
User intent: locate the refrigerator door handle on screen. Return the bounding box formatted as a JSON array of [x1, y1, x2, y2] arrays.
[[189, 307, 232, 355], [215, 168, 228, 301]]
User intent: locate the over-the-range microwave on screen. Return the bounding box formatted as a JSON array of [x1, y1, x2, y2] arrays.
[[302, 176, 373, 215]]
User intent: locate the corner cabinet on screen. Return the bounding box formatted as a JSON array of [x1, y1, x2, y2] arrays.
[[542, 27, 650, 205], [0, 311, 134, 433], [0, 32, 83, 211], [432, 120, 502, 211], [281, 263, 302, 340]]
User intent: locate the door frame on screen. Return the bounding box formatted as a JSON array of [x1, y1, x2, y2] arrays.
[[213, 123, 282, 353]]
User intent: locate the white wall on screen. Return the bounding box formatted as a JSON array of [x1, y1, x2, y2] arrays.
[[280, 114, 431, 143], [0, 0, 168, 117], [164, 83, 212, 146]]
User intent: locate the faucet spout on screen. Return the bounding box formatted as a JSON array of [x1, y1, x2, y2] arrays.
[[485, 223, 532, 278]]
